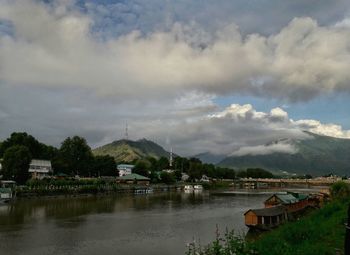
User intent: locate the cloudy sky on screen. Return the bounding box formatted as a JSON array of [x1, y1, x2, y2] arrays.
[[1, 0, 350, 156]]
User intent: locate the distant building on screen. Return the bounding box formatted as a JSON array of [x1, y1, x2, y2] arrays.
[[116, 173, 150, 185], [28, 159, 53, 179], [181, 173, 189, 181], [117, 164, 135, 177]]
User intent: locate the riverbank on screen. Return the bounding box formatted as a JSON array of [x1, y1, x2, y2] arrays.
[[15, 183, 183, 199], [186, 198, 347, 255]]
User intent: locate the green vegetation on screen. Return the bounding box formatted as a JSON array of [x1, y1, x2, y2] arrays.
[[218, 131, 350, 176], [0, 132, 117, 184], [187, 182, 349, 255], [2, 145, 31, 184], [0, 132, 274, 185], [93, 138, 170, 162], [330, 181, 350, 200]]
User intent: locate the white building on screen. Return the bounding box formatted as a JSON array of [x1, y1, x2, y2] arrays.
[[117, 164, 135, 177], [28, 159, 53, 179]]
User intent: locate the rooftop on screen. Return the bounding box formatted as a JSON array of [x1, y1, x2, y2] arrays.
[[245, 205, 287, 217], [29, 159, 51, 167], [266, 194, 299, 204], [117, 173, 150, 181]]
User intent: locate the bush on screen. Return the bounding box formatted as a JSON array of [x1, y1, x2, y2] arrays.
[[330, 181, 350, 200], [186, 228, 258, 255]]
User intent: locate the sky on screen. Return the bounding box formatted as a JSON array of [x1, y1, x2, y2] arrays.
[[1, 0, 350, 157]]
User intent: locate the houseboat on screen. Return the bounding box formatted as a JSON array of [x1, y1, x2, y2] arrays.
[[0, 180, 16, 204], [244, 205, 287, 231], [244, 192, 319, 231]]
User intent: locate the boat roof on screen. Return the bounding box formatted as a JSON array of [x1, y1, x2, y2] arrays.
[[266, 194, 299, 204], [244, 205, 287, 216]]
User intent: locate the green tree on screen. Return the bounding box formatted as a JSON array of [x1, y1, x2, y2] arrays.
[[55, 136, 93, 176], [0, 132, 58, 160], [2, 145, 32, 184], [91, 155, 116, 176], [157, 156, 169, 170], [133, 160, 150, 177], [160, 171, 176, 184]]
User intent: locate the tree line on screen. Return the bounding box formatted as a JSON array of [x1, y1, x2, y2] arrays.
[[0, 132, 275, 185], [0, 132, 115, 184]]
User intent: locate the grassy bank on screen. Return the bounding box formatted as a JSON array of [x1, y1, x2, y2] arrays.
[[187, 198, 348, 255], [253, 199, 346, 255]]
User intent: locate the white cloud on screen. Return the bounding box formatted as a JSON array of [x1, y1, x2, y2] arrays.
[[1, 1, 350, 158], [294, 119, 350, 138], [1, 1, 350, 102], [231, 143, 298, 156]]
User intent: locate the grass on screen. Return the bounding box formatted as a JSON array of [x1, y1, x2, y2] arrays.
[[253, 199, 347, 255], [186, 199, 348, 255]]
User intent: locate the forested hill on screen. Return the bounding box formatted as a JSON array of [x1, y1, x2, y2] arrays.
[[218, 132, 350, 176], [93, 139, 171, 163]]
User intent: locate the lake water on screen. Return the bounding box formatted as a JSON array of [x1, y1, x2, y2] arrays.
[[0, 191, 268, 255]]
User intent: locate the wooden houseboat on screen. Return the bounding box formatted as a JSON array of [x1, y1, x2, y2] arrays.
[[244, 205, 287, 231], [264, 193, 310, 213]]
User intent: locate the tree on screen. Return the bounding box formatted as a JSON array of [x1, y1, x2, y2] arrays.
[[91, 155, 116, 176], [0, 132, 41, 158], [0, 132, 58, 160], [133, 160, 150, 177], [157, 157, 169, 170], [160, 171, 176, 184], [55, 136, 93, 176], [2, 145, 31, 184]]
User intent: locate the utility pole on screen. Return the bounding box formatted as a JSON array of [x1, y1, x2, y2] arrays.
[[345, 203, 350, 254]]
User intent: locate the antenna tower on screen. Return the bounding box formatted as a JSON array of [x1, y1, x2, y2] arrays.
[[169, 147, 173, 168], [125, 121, 129, 140]]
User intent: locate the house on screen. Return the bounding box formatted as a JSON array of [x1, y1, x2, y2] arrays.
[[244, 205, 287, 230], [28, 159, 53, 179], [116, 173, 150, 185], [117, 164, 135, 177], [264, 193, 309, 213]]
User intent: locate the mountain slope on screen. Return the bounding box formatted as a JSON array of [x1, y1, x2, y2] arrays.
[[93, 139, 170, 163], [218, 132, 350, 176], [194, 152, 226, 164]]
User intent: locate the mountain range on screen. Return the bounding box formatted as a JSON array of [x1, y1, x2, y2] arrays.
[[216, 131, 350, 176], [93, 132, 350, 176]]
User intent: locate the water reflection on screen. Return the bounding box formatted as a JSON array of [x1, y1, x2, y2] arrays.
[[0, 191, 268, 255]]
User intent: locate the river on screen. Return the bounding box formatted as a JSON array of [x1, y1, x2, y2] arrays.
[[0, 191, 268, 255]]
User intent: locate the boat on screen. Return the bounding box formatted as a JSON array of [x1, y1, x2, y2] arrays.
[[193, 185, 203, 190], [184, 185, 194, 191], [0, 180, 16, 204]]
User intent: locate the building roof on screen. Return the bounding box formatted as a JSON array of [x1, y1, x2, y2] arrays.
[[266, 194, 299, 204], [117, 164, 135, 169], [245, 205, 287, 217], [117, 173, 150, 181], [29, 159, 52, 167]]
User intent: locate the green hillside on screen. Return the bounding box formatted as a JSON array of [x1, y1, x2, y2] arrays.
[[218, 132, 350, 176], [93, 139, 170, 163]]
